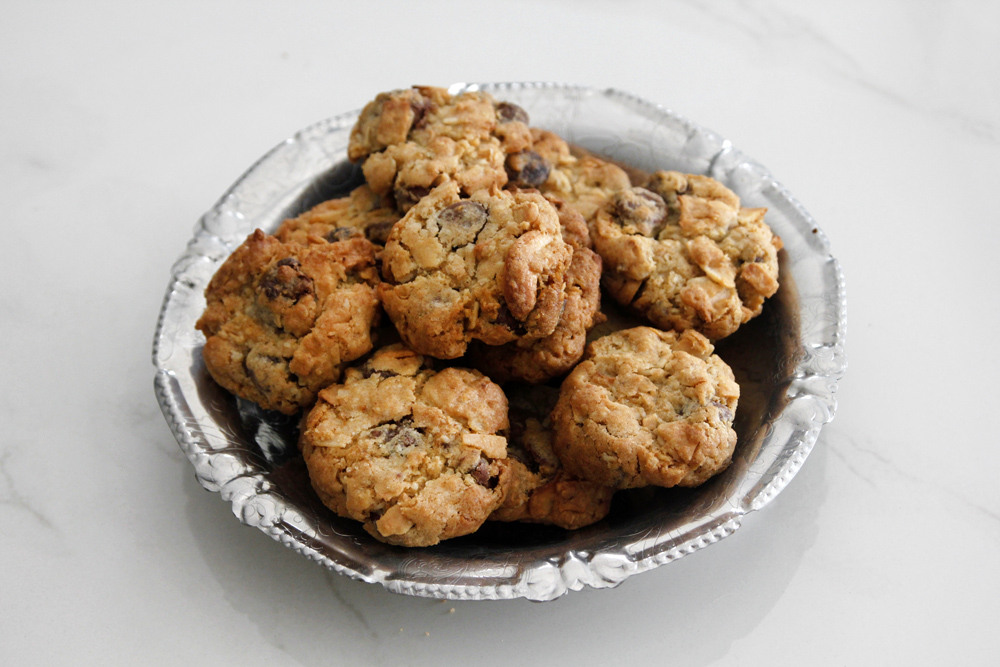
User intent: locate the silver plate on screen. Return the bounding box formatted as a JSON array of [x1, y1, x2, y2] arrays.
[[152, 83, 846, 601]]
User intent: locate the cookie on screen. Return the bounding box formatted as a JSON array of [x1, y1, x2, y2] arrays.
[[195, 229, 381, 414], [466, 244, 603, 383], [490, 385, 614, 530], [530, 129, 632, 221], [299, 344, 512, 547], [551, 326, 739, 489], [379, 181, 574, 359], [273, 184, 402, 246], [348, 86, 534, 211], [591, 171, 782, 340]]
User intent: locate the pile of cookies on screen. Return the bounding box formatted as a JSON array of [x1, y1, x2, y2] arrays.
[[195, 86, 783, 547]]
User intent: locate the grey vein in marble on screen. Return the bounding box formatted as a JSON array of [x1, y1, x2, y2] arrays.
[[0, 448, 56, 531]]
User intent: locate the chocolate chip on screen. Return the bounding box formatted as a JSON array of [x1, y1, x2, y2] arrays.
[[711, 400, 734, 424], [259, 258, 314, 302], [323, 227, 363, 242], [361, 365, 399, 380], [364, 220, 396, 244], [394, 185, 431, 211], [371, 417, 421, 448], [496, 101, 529, 124], [411, 98, 434, 130], [505, 150, 551, 188], [612, 188, 667, 237], [435, 200, 488, 248], [243, 353, 288, 394], [471, 456, 498, 488]]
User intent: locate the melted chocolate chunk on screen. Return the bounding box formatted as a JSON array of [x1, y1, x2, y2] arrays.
[[394, 185, 431, 211], [259, 257, 314, 302], [360, 363, 399, 380], [435, 200, 489, 248], [364, 220, 397, 244], [506, 150, 551, 188], [471, 456, 498, 488], [496, 101, 529, 125], [613, 188, 667, 237], [711, 400, 734, 424], [410, 97, 435, 130], [370, 417, 421, 448], [324, 227, 363, 242]]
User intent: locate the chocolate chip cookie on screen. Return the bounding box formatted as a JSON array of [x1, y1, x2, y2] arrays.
[[349, 86, 534, 211], [379, 181, 574, 359], [299, 344, 512, 547], [195, 229, 381, 414], [591, 171, 782, 340], [273, 184, 402, 246], [551, 326, 739, 489], [490, 385, 614, 529]]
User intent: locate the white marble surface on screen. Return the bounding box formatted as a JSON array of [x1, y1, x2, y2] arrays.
[[2, 1, 998, 664]]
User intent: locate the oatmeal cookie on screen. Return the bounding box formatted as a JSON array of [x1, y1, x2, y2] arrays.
[[592, 171, 782, 340], [379, 181, 574, 359], [299, 344, 512, 547], [348, 86, 534, 211], [530, 129, 632, 221], [490, 385, 614, 529], [273, 184, 402, 246], [551, 326, 739, 489], [195, 229, 381, 414]]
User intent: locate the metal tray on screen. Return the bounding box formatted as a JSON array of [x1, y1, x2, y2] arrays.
[[152, 82, 846, 601]]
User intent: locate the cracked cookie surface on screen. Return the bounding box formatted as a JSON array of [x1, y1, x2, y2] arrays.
[[299, 344, 512, 547], [195, 229, 381, 414], [274, 184, 402, 246], [491, 385, 614, 529], [592, 171, 782, 340], [551, 326, 739, 489], [349, 86, 534, 211], [467, 243, 603, 384], [379, 181, 574, 359], [530, 129, 632, 221]]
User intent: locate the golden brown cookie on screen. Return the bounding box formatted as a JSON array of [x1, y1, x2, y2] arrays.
[[273, 184, 402, 246], [551, 326, 739, 490], [490, 385, 614, 530], [379, 181, 574, 359], [591, 171, 782, 340], [348, 86, 534, 211], [195, 230, 381, 415], [299, 345, 512, 547]]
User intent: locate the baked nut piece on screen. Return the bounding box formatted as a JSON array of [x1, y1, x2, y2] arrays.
[[551, 326, 739, 490], [592, 171, 782, 340], [274, 184, 401, 246], [348, 86, 534, 211], [299, 344, 512, 547], [379, 181, 574, 359], [491, 385, 614, 529], [195, 230, 382, 414], [530, 129, 632, 221], [466, 244, 603, 383]]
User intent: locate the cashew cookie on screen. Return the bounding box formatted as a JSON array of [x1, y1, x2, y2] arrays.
[[551, 326, 739, 489]]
